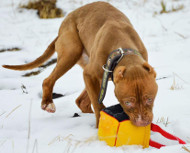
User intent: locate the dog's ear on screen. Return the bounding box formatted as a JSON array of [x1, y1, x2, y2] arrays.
[[143, 62, 156, 78], [114, 66, 126, 83]]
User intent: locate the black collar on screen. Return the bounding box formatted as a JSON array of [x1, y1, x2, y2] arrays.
[[98, 48, 142, 104]]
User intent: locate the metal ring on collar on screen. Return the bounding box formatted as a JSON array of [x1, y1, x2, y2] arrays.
[[117, 48, 125, 63], [102, 64, 113, 72]]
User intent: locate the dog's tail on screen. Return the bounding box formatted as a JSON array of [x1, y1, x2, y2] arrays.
[[2, 37, 58, 71]]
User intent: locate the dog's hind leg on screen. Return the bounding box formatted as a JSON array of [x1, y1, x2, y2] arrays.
[[41, 31, 83, 113]]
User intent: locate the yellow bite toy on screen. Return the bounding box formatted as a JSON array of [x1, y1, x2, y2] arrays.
[[98, 104, 151, 148]]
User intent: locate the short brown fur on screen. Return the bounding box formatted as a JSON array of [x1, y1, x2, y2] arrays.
[[2, 2, 158, 127]]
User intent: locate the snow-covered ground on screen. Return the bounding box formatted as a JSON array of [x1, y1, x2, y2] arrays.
[[0, 0, 190, 153]]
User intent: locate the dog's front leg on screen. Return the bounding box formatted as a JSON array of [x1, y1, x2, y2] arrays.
[[83, 68, 105, 128], [75, 89, 93, 113]]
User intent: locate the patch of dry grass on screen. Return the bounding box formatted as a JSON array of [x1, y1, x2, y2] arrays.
[[0, 47, 21, 53], [20, 0, 64, 19], [156, 117, 170, 127], [154, 1, 184, 15], [170, 75, 182, 90], [170, 72, 189, 90], [22, 58, 57, 77], [160, 0, 184, 14], [48, 134, 98, 153]]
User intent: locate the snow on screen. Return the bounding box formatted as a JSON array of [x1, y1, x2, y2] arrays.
[[0, 0, 190, 153]]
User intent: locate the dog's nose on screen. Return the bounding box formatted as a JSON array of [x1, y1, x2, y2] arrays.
[[134, 120, 149, 127], [134, 116, 150, 127]]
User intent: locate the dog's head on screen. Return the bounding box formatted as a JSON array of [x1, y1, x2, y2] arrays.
[[113, 62, 158, 127]]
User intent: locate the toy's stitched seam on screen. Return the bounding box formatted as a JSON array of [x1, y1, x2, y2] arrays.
[[114, 122, 120, 146]]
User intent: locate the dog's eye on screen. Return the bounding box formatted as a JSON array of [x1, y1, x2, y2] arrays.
[[124, 101, 132, 106], [146, 98, 153, 105]]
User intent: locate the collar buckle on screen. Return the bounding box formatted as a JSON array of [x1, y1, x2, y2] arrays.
[[117, 48, 125, 64]]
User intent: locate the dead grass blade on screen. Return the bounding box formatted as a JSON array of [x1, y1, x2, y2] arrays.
[[0, 111, 6, 117], [0, 140, 7, 147], [32, 139, 39, 153], [48, 134, 73, 146], [6, 105, 22, 118], [12, 140, 14, 153], [173, 72, 190, 84], [63, 142, 72, 153], [182, 146, 190, 153], [26, 100, 33, 153], [174, 31, 187, 39]]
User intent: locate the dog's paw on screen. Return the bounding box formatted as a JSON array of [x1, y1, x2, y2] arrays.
[[41, 103, 56, 113], [46, 103, 56, 113]]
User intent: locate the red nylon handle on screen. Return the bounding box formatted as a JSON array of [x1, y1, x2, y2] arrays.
[[149, 139, 165, 149], [149, 123, 186, 149]]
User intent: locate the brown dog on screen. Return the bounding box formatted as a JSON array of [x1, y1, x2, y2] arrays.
[[3, 2, 158, 127]]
